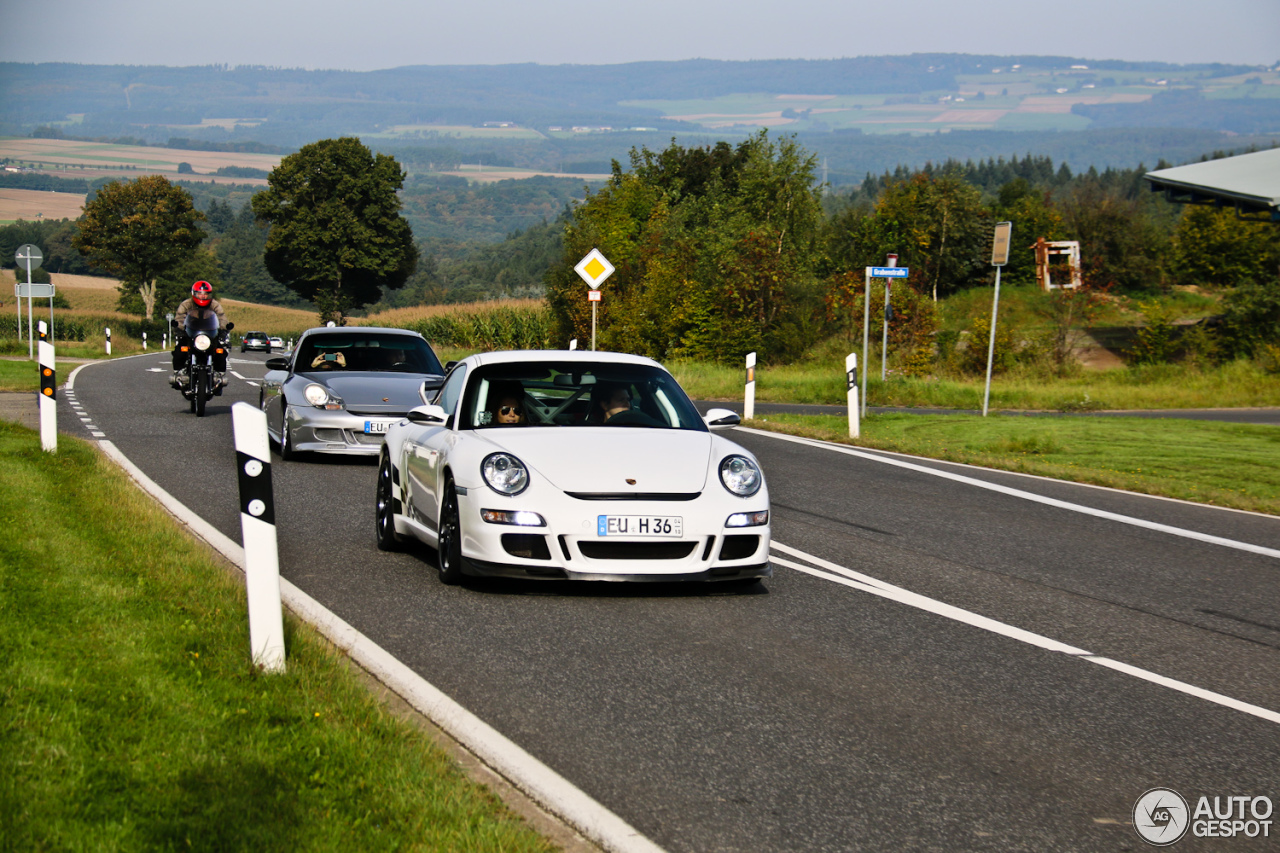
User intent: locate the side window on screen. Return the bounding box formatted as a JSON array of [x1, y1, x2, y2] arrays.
[[435, 364, 467, 420]]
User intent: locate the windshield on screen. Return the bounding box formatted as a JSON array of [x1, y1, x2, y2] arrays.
[[295, 333, 444, 374], [183, 309, 221, 335], [460, 362, 707, 431]]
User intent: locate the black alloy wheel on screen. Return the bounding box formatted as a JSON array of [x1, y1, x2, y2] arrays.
[[437, 478, 463, 585], [375, 453, 403, 552]]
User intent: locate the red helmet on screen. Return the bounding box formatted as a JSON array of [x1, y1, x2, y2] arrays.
[[191, 281, 213, 307]]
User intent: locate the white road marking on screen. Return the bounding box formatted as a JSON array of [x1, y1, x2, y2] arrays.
[[771, 542, 1280, 726], [230, 371, 247, 380], [744, 428, 1280, 560]]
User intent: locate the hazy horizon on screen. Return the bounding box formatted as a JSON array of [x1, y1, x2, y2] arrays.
[[1, 0, 1275, 72]]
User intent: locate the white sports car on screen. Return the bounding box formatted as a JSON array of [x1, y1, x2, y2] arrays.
[[375, 350, 771, 584]]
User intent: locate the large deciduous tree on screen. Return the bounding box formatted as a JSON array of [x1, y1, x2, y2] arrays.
[[72, 175, 206, 320], [545, 131, 824, 362], [251, 137, 417, 325]]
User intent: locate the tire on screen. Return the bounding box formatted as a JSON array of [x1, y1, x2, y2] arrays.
[[436, 478, 463, 585], [188, 369, 196, 413], [195, 371, 209, 417], [375, 453, 404, 552]]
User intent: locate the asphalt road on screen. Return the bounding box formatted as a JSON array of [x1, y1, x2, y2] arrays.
[[59, 353, 1280, 852]]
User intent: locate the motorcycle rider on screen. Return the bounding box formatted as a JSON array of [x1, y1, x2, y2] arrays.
[[170, 281, 230, 391]]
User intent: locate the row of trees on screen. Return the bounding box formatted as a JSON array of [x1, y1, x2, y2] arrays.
[[545, 133, 1280, 364], [11, 131, 1278, 368], [59, 138, 419, 326]]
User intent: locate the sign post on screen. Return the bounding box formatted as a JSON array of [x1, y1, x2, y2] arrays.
[[15, 244, 42, 358], [983, 222, 1013, 417], [862, 256, 909, 414], [744, 352, 756, 421], [574, 248, 615, 351]]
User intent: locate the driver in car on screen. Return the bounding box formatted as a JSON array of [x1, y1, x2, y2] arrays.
[[310, 350, 347, 370]]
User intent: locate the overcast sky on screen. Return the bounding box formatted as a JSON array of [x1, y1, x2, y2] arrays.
[[2, 0, 1276, 70]]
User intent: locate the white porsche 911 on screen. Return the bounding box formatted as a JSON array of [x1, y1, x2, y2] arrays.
[[375, 350, 771, 584]]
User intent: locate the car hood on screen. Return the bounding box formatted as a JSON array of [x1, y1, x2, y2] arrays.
[[297, 371, 435, 413], [479, 428, 715, 493]]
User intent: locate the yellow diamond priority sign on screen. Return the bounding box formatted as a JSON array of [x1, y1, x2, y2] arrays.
[[574, 248, 615, 290]]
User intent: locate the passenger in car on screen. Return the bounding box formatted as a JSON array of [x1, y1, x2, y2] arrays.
[[490, 382, 526, 425]]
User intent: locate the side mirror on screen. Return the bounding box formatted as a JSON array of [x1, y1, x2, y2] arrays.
[[225, 321, 235, 331], [704, 408, 741, 430], [265, 357, 290, 371], [407, 404, 448, 425]]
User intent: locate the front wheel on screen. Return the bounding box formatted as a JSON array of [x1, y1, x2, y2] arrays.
[[375, 453, 404, 552], [195, 371, 209, 416], [437, 479, 463, 585], [278, 401, 296, 460]]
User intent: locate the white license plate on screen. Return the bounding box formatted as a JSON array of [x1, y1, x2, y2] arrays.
[[363, 419, 396, 434], [597, 515, 683, 538]]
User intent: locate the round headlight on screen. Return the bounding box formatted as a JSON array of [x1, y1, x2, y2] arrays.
[[719, 455, 762, 497], [482, 452, 529, 496], [194, 333, 212, 351], [303, 383, 330, 407]]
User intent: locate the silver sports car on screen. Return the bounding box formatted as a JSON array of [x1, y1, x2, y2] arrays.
[[261, 326, 446, 459]]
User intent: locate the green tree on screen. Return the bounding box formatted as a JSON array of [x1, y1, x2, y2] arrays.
[[546, 131, 823, 363], [72, 176, 206, 320], [251, 137, 417, 325], [1170, 206, 1280, 289], [857, 171, 992, 301], [117, 246, 222, 319]]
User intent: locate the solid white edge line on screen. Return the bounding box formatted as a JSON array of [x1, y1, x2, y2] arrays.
[[773, 546, 1280, 726], [93, 437, 664, 853], [742, 427, 1280, 560]]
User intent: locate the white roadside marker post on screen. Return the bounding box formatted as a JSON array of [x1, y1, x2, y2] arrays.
[[569, 338, 577, 351], [142, 331, 147, 351], [105, 327, 111, 356], [846, 352, 859, 439], [232, 402, 286, 673], [37, 321, 56, 452], [744, 351, 756, 421]]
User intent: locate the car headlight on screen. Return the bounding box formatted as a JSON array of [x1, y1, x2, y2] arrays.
[[482, 452, 529, 496], [719, 455, 762, 497], [194, 333, 212, 351], [303, 383, 343, 410]]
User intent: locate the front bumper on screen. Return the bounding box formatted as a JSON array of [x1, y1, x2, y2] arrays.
[[286, 407, 404, 455], [434, 482, 772, 581]]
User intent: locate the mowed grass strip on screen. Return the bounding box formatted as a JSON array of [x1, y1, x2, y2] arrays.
[[0, 422, 556, 852], [749, 412, 1280, 516]]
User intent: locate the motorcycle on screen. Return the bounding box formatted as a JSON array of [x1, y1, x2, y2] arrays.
[[174, 315, 233, 416]]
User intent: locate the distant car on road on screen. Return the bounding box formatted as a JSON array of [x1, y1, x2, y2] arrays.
[[269, 335, 285, 350], [374, 350, 771, 585], [260, 326, 446, 459], [241, 331, 271, 353]]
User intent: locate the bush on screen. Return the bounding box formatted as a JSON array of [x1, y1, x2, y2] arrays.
[[1127, 300, 1176, 365]]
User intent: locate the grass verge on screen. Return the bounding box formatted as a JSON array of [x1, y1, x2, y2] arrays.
[[0, 422, 556, 852], [670, 357, 1280, 411], [748, 412, 1280, 516]]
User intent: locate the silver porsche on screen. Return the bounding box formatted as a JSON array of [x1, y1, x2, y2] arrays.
[[260, 326, 446, 459]]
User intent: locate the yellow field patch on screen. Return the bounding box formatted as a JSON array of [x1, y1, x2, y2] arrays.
[[0, 188, 86, 222], [0, 137, 278, 184]]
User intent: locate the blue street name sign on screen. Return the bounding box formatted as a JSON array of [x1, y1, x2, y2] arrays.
[[871, 267, 910, 278]]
